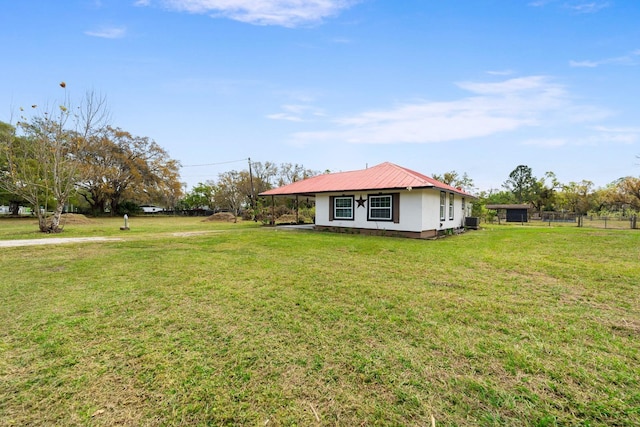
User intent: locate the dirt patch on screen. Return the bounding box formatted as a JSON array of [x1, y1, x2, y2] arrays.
[[202, 212, 237, 222], [60, 213, 95, 225], [0, 237, 122, 248], [172, 231, 224, 237]]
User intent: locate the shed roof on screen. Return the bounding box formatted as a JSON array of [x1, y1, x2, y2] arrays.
[[485, 204, 531, 210], [260, 162, 476, 198]]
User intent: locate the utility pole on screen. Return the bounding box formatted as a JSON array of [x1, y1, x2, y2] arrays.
[[248, 157, 255, 210]]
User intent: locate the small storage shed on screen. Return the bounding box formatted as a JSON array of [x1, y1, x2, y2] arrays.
[[486, 204, 531, 223]]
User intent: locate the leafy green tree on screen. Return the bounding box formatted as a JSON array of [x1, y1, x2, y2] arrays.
[[503, 165, 537, 204], [77, 126, 182, 215], [618, 177, 640, 211], [599, 177, 640, 213], [558, 180, 595, 214], [529, 171, 560, 212], [182, 182, 216, 210], [481, 189, 515, 205], [472, 189, 514, 219]]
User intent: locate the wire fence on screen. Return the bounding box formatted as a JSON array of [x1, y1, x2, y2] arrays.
[[543, 215, 637, 230], [485, 213, 638, 230]]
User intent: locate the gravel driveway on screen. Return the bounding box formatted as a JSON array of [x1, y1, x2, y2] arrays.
[[0, 237, 122, 248]]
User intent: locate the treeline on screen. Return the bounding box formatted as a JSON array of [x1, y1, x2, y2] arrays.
[[4, 86, 637, 232], [184, 162, 638, 226], [474, 165, 640, 220], [179, 162, 319, 222]]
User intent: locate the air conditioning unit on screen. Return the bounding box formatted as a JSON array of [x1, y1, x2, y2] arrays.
[[465, 217, 479, 230]]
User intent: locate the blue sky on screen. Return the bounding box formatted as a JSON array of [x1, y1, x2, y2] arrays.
[[2, 0, 639, 191]]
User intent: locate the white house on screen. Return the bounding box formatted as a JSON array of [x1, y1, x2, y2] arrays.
[[140, 205, 164, 214], [0, 205, 31, 215], [260, 162, 475, 238]]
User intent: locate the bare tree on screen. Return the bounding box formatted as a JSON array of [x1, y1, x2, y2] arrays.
[[277, 162, 318, 187], [0, 86, 109, 232], [215, 170, 246, 222]]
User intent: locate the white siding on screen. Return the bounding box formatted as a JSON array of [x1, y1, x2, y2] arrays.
[[141, 206, 164, 213], [316, 189, 469, 233], [420, 189, 468, 231]]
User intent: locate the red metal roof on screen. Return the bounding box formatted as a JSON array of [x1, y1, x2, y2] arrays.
[[260, 162, 475, 197]]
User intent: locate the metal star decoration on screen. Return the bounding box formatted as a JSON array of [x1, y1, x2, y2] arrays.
[[356, 195, 366, 207]]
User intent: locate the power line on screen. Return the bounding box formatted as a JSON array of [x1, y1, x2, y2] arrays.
[[181, 158, 248, 168]]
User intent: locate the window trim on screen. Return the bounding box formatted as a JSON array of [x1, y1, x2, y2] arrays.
[[332, 196, 354, 221], [449, 192, 454, 220], [367, 194, 393, 222], [440, 191, 446, 221]]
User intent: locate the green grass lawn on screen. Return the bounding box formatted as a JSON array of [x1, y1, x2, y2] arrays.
[[1, 217, 639, 426]]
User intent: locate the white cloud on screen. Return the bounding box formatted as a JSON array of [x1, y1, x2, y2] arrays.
[[592, 125, 640, 133], [528, 0, 610, 13], [567, 2, 610, 14], [569, 60, 598, 68], [522, 138, 568, 147], [292, 76, 611, 145], [267, 104, 325, 122], [487, 69, 515, 76], [148, 0, 358, 27], [523, 126, 639, 147], [456, 75, 563, 96], [330, 37, 353, 44], [570, 50, 640, 68], [528, 0, 555, 7], [589, 126, 640, 144], [85, 26, 127, 39]]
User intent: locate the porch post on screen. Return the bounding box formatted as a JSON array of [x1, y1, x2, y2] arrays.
[[271, 195, 275, 225]]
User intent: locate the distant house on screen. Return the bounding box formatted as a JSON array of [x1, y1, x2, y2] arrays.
[[0, 205, 31, 215], [141, 205, 164, 214], [260, 162, 476, 239]]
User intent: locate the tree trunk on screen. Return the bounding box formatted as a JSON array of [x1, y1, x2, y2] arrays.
[[9, 201, 19, 216], [36, 203, 65, 233], [37, 208, 48, 232], [49, 204, 65, 233]]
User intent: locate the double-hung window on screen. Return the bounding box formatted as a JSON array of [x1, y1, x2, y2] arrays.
[[334, 196, 354, 220], [368, 195, 392, 221], [440, 191, 446, 221], [449, 193, 454, 220]]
